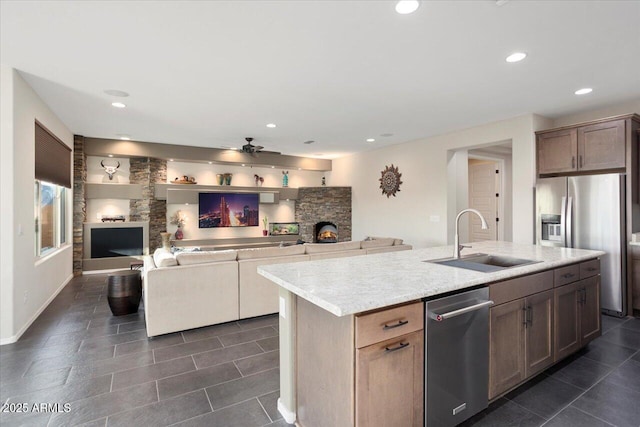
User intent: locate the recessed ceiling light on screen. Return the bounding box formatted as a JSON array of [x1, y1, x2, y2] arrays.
[[366, 138, 375, 142], [506, 52, 527, 63], [118, 134, 131, 140], [169, 159, 174, 162], [575, 88, 593, 95], [104, 89, 129, 97], [185, 203, 189, 206], [208, 161, 212, 164], [395, 0, 420, 14], [266, 123, 277, 128], [241, 164, 246, 167], [111, 102, 126, 108], [108, 154, 114, 158], [271, 166, 275, 169]]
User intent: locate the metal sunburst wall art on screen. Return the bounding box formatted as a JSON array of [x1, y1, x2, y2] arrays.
[[379, 164, 402, 198]]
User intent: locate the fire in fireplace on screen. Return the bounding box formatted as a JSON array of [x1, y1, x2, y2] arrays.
[[315, 221, 338, 243]]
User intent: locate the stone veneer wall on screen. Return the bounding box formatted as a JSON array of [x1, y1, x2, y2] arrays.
[[72, 135, 86, 276], [295, 187, 352, 243], [149, 158, 167, 252], [129, 157, 167, 253]]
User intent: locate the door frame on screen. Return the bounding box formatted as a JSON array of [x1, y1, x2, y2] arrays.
[[468, 154, 505, 241]]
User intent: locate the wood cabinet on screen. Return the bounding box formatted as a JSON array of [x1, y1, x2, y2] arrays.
[[554, 276, 600, 360], [294, 299, 423, 427], [536, 117, 628, 176], [489, 289, 554, 399], [489, 259, 599, 400], [356, 330, 423, 427], [577, 120, 626, 171], [537, 128, 578, 174]]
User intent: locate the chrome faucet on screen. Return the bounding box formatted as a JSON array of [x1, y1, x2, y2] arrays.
[[454, 209, 489, 259]]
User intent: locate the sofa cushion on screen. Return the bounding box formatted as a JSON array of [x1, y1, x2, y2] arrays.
[[360, 238, 396, 249], [365, 236, 404, 246], [236, 245, 306, 260], [304, 241, 361, 254], [176, 250, 238, 265], [153, 248, 177, 267]]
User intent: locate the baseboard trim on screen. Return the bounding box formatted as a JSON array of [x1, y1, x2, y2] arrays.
[[0, 274, 73, 346], [277, 398, 296, 424]]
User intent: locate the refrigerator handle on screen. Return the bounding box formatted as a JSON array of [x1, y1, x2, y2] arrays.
[[560, 196, 567, 247], [566, 196, 573, 248]]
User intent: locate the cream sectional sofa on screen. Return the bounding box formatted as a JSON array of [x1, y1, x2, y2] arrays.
[[143, 238, 411, 337]]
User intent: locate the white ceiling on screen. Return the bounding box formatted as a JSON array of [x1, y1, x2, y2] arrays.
[[2, 1, 639, 159]]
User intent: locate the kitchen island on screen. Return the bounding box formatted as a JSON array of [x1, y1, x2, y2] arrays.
[[258, 241, 604, 426]]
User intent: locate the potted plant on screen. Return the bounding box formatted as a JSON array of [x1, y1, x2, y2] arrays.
[[170, 210, 187, 240], [262, 216, 269, 236]]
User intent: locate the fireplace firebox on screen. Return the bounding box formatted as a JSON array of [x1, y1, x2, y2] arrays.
[[315, 222, 338, 243]]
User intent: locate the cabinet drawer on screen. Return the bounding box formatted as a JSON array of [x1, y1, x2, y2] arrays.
[[356, 302, 423, 349], [490, 270, 553, 306], [554, 264, 580, 287], [580, 259, 600, 279]]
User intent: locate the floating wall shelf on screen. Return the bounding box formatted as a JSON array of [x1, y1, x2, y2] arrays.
[[85, 183, 144, 199], [154, 183, 299, 203]]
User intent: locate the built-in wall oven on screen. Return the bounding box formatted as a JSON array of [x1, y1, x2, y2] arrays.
[[425, 287, 493, 426]]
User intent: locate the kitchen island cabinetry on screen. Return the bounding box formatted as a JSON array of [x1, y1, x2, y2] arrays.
[[295, 298, 423, 427], [259, 241, 604, 426], [488, 271, 555, 400]]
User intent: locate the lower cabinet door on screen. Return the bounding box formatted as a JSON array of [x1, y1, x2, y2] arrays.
[[554, 281, 581, 361], [525, 290, 554, 377], [489, 299, 526, 400], [355, 330, 423, 427], [580, 276, 601, 345]]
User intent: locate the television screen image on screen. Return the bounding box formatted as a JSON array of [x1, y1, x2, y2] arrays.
[[199, 193, 259, 228]]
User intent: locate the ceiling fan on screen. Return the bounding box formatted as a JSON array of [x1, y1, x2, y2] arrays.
[[241, 137, 280, 156]]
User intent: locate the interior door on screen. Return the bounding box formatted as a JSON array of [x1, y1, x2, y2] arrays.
[[469, 160, 498, 242]]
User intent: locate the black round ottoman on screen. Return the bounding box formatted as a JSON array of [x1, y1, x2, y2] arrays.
[[107, 270, 142, 316]]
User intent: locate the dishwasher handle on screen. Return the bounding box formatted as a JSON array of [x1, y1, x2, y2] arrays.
[[429, 300, 494, 322]]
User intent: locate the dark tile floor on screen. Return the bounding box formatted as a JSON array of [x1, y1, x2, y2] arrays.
[[464, 314, 640, 427], [2, 274, 640, 426], [0, 274, 292, 427]]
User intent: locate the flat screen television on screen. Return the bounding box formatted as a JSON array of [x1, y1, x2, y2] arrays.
[[91, 227, 143, 258], [199, 192, 259, 228]]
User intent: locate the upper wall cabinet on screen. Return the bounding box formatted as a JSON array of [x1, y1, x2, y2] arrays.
[[537, 117, 629, 176]]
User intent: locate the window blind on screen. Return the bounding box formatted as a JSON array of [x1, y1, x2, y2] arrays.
[[35, 121, 71, 188]]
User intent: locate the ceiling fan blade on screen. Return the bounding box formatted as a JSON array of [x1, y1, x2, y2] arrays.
[[254, 145, 264, 151]]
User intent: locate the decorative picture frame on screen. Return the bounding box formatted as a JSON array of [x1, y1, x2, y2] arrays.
[[379, 164, 402, 198]]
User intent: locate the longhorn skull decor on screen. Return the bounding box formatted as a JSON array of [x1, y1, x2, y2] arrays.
[[101, 160, 120, 181]]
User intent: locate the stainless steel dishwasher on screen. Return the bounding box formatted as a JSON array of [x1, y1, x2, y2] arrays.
[[425, 287, 493, 426]]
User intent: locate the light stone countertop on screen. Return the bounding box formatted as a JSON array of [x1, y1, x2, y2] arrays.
[[258, 241, 604, 317]]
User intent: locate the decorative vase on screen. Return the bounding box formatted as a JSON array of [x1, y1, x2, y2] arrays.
[[282, 171, 289, 187], [160, 232, 171, 250], [224, 173, 232, 185], [216, 174, 224, 186], [175, 226, 184, 240], [262, 230, 268, 236]]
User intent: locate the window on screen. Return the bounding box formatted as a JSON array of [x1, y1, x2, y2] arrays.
[[34, 121, 71, 256], [35, 181, 67, 256]]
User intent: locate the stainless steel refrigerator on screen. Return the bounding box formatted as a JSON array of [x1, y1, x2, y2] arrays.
[[535, 173, 626, 317]]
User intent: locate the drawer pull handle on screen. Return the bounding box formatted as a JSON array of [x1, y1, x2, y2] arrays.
[[383, 319, 409, 330], [385, 342, 410, 353], [562, 273, 575, 279], [586, 267, 598, 272]]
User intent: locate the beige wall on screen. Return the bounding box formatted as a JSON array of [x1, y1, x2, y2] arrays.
[[329, 114, 550, 248], [0, 68, 74, 344], [552, 98, 640, 128]]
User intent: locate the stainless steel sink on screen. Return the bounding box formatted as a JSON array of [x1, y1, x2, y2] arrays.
[[426, 253, 540, 272]]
